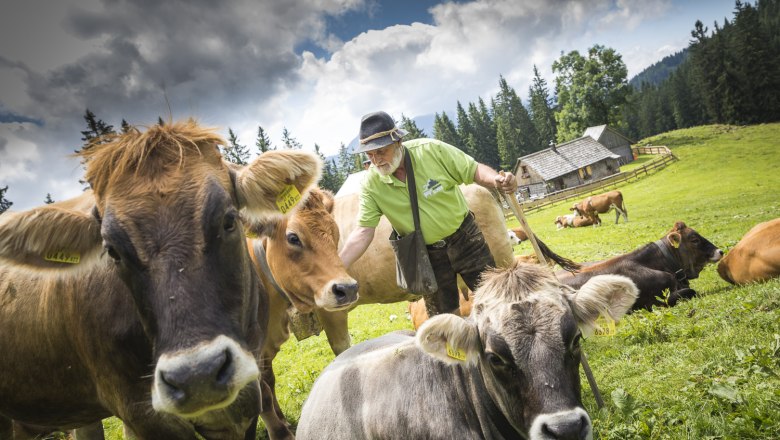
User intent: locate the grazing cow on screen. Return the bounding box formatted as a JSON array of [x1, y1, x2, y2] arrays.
[[555, 213, 600, 229], [248, 188, 359, 440], [507, 227, 528, 244], [323, 184, 580, 355], [0, 121, 320, 439], [717, 218, 780, 285], [559, 221, 723, 310], [571, 190, 628, 224], [296, 262, 638, 440]]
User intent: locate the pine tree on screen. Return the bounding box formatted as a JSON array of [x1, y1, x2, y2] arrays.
[[528, 65, 557, 147], [314, 144, 340, 192], [337, 142, 356, 180], [432, 111, 461, 148], [0, 186, 12, 214], [44, 193, 54, 204], [79, 109, 115, 148], [455, 101, 476, 155], [468, 99, 500, 169], [120, 119, 132, 134], [222, 128, 250, 165], [255, 125, 274, 154], [494, 76, 540, 169], [281, 127, 302, 150], [399, 114, 426, 139]]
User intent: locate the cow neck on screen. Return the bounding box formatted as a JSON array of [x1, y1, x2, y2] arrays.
[[252, 239, 293, 306], [652, 239, 688, 283]]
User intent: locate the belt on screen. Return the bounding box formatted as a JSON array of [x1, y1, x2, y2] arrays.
[[427, 212, 473, 249]]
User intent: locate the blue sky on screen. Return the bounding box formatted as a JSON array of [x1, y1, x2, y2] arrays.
[[1, 0, 738, 209]]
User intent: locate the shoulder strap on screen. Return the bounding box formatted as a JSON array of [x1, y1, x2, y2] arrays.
[[403, 147, 421, 232]]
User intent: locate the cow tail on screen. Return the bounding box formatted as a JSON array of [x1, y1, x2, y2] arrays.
[[535, 237, 581, 273]]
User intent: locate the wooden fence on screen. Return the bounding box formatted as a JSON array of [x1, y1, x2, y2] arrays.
[[513, 146, 676, 215]]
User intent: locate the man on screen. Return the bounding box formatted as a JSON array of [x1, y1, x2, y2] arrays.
[[339, 111, 516, 316]]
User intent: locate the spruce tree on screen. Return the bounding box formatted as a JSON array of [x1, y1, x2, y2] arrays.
[[528, 65, 557, 147], [256, 125, 274, 154], [281, 127, 303, 150], [222, 128, 250, 165], [314, 144, 340, 192], [399, 114, 426, 139], [455, 101, 476, 156], [44, 193, 54, 204], [432, 111, 461, 148], [0, 186, 12, 214]]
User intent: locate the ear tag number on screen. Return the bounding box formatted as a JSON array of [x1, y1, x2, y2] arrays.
[[44, 251, 81, 264], [594, 315, 616, 337], [276, 184, 302, 214], [446, 343, 467, 361]]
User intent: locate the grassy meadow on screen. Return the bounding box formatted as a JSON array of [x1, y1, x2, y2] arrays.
[[100, 123, 780, 439]]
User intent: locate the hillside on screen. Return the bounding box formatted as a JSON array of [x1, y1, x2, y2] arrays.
[[629, 49, 689, 89]]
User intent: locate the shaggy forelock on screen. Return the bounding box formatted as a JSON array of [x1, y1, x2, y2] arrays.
[[474, 261, 560, 309], [79, 119, 226, 199]]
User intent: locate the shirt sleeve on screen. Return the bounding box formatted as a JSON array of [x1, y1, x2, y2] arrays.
[[430, 139, 478, 184], [357, 184, 382, 228]]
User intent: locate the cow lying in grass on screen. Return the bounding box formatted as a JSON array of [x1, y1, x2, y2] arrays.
[[558, 221, 723, 310], [717, 218, 780, 285], [556, 213, 600, 229], [296, 262, 638, 440]]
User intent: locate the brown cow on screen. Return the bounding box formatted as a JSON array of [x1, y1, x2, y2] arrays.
[[555, 213, 600, 229], [507, 227, 528, 244], [0, 121, 321, 439], [717, 218, 780, 285], [247, 188, 358, 440], [571, 190, 628, 224], [559, 221, 723, 310]]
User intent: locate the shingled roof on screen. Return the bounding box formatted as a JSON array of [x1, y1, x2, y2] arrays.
[[515, 135, 619, 181], [583, 124, 634, 144]]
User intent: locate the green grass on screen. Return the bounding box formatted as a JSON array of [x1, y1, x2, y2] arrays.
[[101, 123, 780, 439]]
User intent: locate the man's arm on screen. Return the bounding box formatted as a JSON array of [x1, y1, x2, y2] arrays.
[[339, 225, 376, 269], [473, 163, 517, 194]]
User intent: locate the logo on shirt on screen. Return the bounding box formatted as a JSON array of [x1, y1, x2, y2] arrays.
[[423, 178, 443, 198]]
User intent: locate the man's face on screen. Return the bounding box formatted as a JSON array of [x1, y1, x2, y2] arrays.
[[366, 142, 403, 176]]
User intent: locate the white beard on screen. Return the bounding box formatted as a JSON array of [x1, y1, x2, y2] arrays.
[[376, 145, 404, 176]]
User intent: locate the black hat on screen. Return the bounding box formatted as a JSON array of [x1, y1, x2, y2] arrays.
[[356, 111, 407, 154]]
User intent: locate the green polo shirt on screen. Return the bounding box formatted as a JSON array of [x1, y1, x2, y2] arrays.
[[358, 138, 478, 244]]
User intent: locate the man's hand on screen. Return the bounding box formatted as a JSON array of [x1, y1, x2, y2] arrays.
[[495, 171, 517, 194]]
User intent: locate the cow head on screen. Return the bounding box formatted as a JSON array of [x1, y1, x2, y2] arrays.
[[416, 262, 637, 440], [665, 221, 723, 279], [569, 202, 582, 216], [256, 188, 359, 312], [507, 229, 521, 245], [0, 120, 321, 419]]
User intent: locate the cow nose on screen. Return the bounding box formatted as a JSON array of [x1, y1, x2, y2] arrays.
[[332, 281, 359, 306], [158, 348, 233, 408], [540, 412, 589, 440]]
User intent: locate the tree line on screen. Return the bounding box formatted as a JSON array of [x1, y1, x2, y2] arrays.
[[2, 0, 775, 213]]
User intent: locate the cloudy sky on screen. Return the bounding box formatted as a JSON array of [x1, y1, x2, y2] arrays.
[[1, 0, 736, 210]]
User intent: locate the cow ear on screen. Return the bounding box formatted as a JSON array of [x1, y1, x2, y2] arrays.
[[674, 221, 687, 231], [0, 205, 103, 271], [567, 275, 638, 336], [666, 231, 681, 248], [235, 150, 322, 222], [416, 314, 479, 366], [319, 189, 335, 213]]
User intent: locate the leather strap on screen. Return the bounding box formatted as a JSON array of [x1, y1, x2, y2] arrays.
[[653, 239, 687, 282]]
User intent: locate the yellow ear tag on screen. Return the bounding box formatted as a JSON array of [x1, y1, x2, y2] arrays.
[[276, 184, 302, 214], [44, 251, 81, 264], [446, 343, 467, 361], [594, 315, 617, 337]]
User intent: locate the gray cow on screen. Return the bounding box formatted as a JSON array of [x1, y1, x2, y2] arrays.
[[296, 262, 638, 440]]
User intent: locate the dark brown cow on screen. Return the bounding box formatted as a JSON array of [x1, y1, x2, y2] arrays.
[[559, 221, 723, 310], [571, 190, 628, 225], [717, 218, 780, 285], [0, 121, 320, 439]]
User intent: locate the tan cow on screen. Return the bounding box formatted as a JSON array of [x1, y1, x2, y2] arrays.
[[0, 120, 321, 439], [322, 184, 515, 354], [571, 190, 628, 224], [556, 213, 600, 229], [717, 218, 780, 285]]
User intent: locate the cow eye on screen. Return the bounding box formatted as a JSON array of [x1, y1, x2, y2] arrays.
[[223, 211, 237, 232], [286, 232, 302, 247], [104, 244, 121, 263], [486, 352, 507, 368]]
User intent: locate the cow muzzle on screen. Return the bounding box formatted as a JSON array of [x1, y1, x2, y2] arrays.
[[529, 408, 592, 440], [318, 278, 359, 311], [152, 335, 259, 417]]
